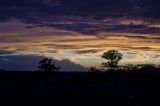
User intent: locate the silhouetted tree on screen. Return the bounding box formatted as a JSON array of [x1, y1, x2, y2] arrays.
[[101, 50, 123, 71], [38, 58, 60, 72], [89, 67, 100, 72]]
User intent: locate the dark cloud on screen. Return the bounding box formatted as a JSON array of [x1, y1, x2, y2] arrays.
[[0, 55, 43, 71], [32, 20, 160, 35], [0, 50, 12, 55], [0, 52, 88, 71], [0, 0, 159, 36], [54, 59, 88, 72], [0, 0, 160, 22], [44, 44, 83, 49], [74, 49, 102, 54]]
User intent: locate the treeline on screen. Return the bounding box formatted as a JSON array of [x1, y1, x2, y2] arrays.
[[37, 50, 160, 72]]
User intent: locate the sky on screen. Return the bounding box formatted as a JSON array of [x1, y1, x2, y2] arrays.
[[0, 0, 160, 71]]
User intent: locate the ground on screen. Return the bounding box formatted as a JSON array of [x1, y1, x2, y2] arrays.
[[0, 71, 160, 106]]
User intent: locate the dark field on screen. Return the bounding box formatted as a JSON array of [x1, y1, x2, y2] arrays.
[[1, 71, 160, 106]]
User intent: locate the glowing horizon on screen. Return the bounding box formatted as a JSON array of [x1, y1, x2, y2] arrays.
[[0, 18, 160, 68]]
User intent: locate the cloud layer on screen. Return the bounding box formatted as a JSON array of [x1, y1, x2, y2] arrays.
[[0, 0, 160, 70], [0, 53, 88, 71], [0, 0, 160, 22]]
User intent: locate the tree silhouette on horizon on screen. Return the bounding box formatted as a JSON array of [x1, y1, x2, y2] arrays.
[[101, 50, 123, 71], [89, 67, 100, 72], [38, 58, 60, 72]]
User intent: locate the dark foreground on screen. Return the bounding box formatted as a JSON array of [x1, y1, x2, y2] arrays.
[[0, 71, 160, 106]]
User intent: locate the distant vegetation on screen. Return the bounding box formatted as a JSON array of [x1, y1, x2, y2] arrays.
[[88, 50, 160, 72], [37, 49, 160, 72], [89, 67, 100, 72], [38, 58, 60, 72]]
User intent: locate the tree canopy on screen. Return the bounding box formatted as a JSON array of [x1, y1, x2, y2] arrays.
[[101, 50, 123, 71]]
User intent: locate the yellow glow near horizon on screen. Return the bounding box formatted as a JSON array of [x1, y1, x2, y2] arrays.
[[0, 19, 160, 67]]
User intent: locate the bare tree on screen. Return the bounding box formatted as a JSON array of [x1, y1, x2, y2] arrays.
[[101, 50, 123, 71]]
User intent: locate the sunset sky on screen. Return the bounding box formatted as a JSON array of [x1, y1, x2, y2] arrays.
[[0, 0, 160, 71]]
